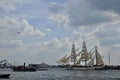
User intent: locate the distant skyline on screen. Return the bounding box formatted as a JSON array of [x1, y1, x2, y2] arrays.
[[0, 0, 120, 65]]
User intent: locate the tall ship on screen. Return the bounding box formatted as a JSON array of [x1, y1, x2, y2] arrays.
[[57, 40, 104, 70]]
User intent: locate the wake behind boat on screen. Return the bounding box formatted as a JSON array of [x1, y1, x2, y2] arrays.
[[57, 40, 104, 70]]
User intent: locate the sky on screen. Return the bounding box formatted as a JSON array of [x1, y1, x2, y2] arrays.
[[0, 0, 120, 65]]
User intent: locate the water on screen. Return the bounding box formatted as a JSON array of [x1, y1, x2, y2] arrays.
[[0, 68, 120, 80]]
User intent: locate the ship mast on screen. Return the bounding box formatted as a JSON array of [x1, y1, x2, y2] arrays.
[[95, 45, 104, 66], [71, 43, 77, 66], [108, 53, 110, 66], [82, 40, 88, 66], [95, 45, 98, 65]]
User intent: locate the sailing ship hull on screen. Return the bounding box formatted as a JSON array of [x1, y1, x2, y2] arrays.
[[66, 65, 95, 70], [66, 65, 105, 70], [67, 65, 120, 70], [67, 67, 94, 70]]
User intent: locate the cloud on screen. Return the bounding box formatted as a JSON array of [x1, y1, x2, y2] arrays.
[[66, 0, 120, 27], [86, 0, 120, 14], [70, 20, 120, 65], [0, 0, 25, 12], [49, 0, 120, 52], [72, 21, 120, 50], [0, 16, 46, 64], [45, 28, 52, 33], [0, 39, 23, 48], [48, 2, 64, 13], [48, 0, 120, 28], [20, 19, 45, 37], [93, 22, 120, 47], [14, 37, 72, 64], [0, 16, 45, 38], [0, 17, 72, 64], [0, 0, 120, 65], [48, 14, 69, 26]]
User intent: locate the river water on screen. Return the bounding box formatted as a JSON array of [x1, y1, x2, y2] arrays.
[[0, 68, 120, 80]]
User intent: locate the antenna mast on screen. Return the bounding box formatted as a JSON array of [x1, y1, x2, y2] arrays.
[[108, 53, 110, 66]]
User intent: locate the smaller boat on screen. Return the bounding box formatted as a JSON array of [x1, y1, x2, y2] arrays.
[[13, 66, 36, 72], [29, 63, 48, 71], [13, 63, 36, 72], [0, 74, 10, 78]]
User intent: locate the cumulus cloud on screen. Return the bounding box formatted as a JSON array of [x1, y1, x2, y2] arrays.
[[14, 37, 72, 64], [93, 23, 120, 47], [48, 0, 120, 28], [0, 17, 45, 37], [0, 16, 46, 64], [48, 14, 69, 26], [0, 16, 72, 64], [47, 0, 120, 65]]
